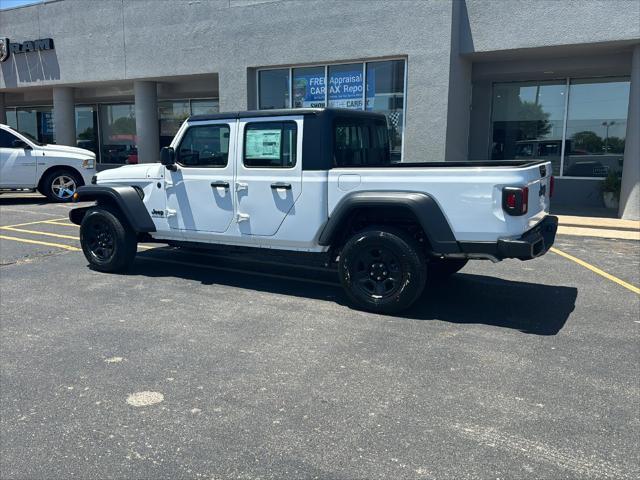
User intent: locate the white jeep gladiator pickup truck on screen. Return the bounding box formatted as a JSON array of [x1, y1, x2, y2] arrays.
[[0, 123, 96, 202], [70, 108, 557, 313]]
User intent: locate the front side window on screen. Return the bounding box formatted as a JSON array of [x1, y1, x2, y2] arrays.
[[177, 124, 230, 168], [333, 118, 390, 167], [244, 122, 297, 168], [0, 129, 20, 148]]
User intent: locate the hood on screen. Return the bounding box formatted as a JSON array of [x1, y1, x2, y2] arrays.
[[43, 144, 95, 158], [97, 163, 161, 182]]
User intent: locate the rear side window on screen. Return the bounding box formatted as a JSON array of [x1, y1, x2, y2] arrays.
[[243, 121, 297, 168], [0, 129, 19, 148], [333, 118, 390, 167], [177, 124, 230, 167]]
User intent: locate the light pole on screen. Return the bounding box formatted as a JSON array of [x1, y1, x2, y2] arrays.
[[602, 120, 616, 153]]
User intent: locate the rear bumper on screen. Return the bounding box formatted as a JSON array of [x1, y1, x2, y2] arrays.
[[459, 215, 558, 261]]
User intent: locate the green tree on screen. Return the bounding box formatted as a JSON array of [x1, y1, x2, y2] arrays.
[[111, 116, 136, 135], [571, 131, 603, 154], [517, 101, 552, 140]]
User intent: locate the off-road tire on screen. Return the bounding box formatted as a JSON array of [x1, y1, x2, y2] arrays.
[[339, 226, 426, 314], [80, 206, 137, 272], [40, 169, 82, 202]]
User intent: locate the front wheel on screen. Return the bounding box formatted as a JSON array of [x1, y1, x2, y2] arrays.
[[41, 169, 82, 202], [80, 207, 137, 272], [339, 227, 426, 314]]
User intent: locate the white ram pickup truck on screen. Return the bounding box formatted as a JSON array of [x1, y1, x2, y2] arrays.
[[70, 108, 557, 313], [0, 123, 96, 201]]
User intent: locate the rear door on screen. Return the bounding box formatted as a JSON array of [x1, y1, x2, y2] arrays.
[[0, 128, 37, 188], [165, 120, 236, 233], [234, 116, 303, 236]]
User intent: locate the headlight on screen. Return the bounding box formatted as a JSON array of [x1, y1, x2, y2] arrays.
[[82, 158, 95, 169]]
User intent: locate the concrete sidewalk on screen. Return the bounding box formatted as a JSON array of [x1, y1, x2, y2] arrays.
[[556, 215, 640, 240]]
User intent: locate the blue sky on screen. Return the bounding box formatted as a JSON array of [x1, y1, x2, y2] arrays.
[[0, 0, 42, 10]]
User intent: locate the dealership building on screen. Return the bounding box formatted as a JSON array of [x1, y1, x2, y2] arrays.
[[1, 0, 639, 219]]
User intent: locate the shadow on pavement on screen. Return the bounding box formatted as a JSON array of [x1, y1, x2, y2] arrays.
[[122, 249, 576, 336], [0, 195, 51, 206]]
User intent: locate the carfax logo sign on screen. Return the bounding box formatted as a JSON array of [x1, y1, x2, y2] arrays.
[[0, 37, 54, 62], [292, 68, 374, 109]]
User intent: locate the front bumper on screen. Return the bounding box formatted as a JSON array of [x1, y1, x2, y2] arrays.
[[458, 215, 558, 261]]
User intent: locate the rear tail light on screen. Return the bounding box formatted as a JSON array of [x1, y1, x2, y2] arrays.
[[502, 186, 529, 216], [550, 176, 554, 198]]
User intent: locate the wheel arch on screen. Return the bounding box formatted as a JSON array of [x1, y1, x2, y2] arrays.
[[69, 185, 156, 233], [318, 191, 460, 254], [37, 165, 85, 192]]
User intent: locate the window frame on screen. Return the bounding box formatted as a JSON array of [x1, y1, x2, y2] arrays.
[[242, 120, 298, 169], [256, 57, 407, 161], [488, 75, 631, 179], [176, 123, 231, 169]]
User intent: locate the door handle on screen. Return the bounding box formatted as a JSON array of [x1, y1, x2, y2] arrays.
[[235, 182, 248, 192], [270, 182, 292, 190], [211, 181, 229, 189], [236, 213, 250, 222]]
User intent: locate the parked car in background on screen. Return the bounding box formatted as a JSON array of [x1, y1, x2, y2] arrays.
[[0, 123, 96, 202]]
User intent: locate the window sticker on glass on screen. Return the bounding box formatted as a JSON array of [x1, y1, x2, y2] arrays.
[[245, 129, 281, 159]]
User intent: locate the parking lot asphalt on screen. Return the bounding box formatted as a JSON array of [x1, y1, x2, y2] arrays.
[[1, 194, 639, 480]]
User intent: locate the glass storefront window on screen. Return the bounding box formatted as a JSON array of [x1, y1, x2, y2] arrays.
[[366, 60, 405, 162], [75, 106, 98, 157], [6, 110, 17, 130], [258, 59, 407, 160], [190, 99, 219, 116], [563, 78, 630, 177], [14, 107, 55, 144], [490, 81, 566, 175], [259, 69, 289, 109], [159, 100, 190, 148], [99, 104, 136, 165], [292, 66, 326, 108], [328, 63, 364, 110]]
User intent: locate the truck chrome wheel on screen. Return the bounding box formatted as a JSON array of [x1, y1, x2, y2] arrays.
[[85, 218, 115, 261], [353, 246, 402, 299], [51, 174, 77, 200]]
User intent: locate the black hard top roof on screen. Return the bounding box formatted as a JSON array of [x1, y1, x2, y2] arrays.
[[187, 107, 387, 123]]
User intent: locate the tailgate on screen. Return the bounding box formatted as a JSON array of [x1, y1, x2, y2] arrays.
[[523, 161, 552, 229]]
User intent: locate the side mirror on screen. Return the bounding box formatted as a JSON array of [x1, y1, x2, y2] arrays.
[[160, 147, 176, 171], [12, 139, 32, 150]]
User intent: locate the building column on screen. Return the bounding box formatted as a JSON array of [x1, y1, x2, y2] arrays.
[[0, 93, 6, 124], [619, 44, 640, 220], [52, 87, 76, 146], [134, 80, 160, 163]]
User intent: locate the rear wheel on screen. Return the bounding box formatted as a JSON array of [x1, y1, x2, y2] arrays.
[[339, 227, 426, 314], [40, 169, 82, 202], [80, 207, 137, 272]]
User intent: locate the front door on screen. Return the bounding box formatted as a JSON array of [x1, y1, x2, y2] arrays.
[[235, 117, 303, 236], [0, 129, 37, 188], [165, 121, 236, 233]]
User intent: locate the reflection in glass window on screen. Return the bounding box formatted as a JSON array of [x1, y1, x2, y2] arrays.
[[563, 78, 630, 177], [366, 60, 405, 162], [328, 64, 364, 110], [190, 99, 219, 116], [490, 81, 566, 175], [75, 106, 98, 157], [292, 66, 325, 108], [159, 100, 190, 148], [178, 124, 229, 168], [99, 104, 136, 165], [6, 110, 17, 130], [259, 69, 289, 109], [16, 107, 55, 144]]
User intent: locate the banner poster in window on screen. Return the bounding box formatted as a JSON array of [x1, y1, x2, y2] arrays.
[[41, 111, 54, 136], [246, 129, 281, 159], [292, 69, 374, 109]]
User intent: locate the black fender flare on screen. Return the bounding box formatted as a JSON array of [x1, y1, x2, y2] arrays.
[[318, 191, 460, 254], [69, 185, 156, 233]]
